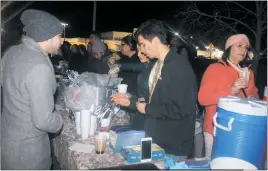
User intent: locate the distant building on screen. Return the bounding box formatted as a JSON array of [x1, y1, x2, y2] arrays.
[[101, 31, 132, 51], [61, 30, 136, 51], [197, 49, 223, 59], [101, 31, 132, 40], [197, 50, 210, 58], [103, 39, 121, 52], [61, 37, 88, 46]]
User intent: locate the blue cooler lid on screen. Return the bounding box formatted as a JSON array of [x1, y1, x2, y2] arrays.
[[218, 96, 267, 116]]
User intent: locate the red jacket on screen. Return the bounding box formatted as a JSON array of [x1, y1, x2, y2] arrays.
[[198, 59, 258, 134]]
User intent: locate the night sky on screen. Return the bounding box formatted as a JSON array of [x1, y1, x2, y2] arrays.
[[2, 1, 184, 37], [28, 1, 185, 37], [1, 1, 266, 51]]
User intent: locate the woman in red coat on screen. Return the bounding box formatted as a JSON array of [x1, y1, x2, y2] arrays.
[[198, 34, 259, 158]]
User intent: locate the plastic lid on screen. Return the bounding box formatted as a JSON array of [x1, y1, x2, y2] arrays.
[[101, 119, 111, 127], [218, 96, 267, 116]]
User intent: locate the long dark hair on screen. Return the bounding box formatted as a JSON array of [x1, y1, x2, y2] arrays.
[[121, 35, 137, 51], [221, 45, 253, 67]]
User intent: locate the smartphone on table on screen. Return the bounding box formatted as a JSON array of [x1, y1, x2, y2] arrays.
[[140, 137, 152, 163]]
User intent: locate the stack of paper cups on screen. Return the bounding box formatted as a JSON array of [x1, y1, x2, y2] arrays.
[[264, 87, 267, 101], [75, 111, 81, 135], [80, 110, 91, 140], [89, 115, 97, 136]]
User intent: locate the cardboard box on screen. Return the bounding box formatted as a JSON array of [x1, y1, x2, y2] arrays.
[[121, 144, 166, 163]]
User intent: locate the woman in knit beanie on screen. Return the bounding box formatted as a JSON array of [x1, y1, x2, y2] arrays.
[[198, 34, 259, 158]]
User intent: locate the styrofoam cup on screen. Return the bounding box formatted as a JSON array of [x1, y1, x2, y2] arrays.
[[89, 115, 97, 136], [75, 111, 81, 135], [101, 119, 111, 127], [80, 110, 91, 140], [118, 84, 128, 94]]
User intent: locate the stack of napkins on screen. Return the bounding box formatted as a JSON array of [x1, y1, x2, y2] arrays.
[[69, 143, 95, 153]]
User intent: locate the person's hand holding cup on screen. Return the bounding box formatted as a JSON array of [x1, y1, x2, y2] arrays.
[[110, 93, 130, 107], [232, 78, 247, 95]]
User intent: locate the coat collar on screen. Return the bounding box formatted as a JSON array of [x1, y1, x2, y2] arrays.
[[22, 36, 48, 57], [163, 48, 177, 64], [218, 58, 228, 66], [218, 58, 251, 69], [22, 36, 54, 72]]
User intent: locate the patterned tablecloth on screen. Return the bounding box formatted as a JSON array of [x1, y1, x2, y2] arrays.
[[52, 110, 165, 170]]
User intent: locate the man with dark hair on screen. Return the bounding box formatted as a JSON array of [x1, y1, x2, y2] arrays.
[[135, 19, 197, 161]]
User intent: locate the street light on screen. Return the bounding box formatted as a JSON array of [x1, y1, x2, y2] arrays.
[[174, 32, 179, 36], [196, 46, 199, 50], [190, 36, 193, 39], [61, 22, 68, 41]]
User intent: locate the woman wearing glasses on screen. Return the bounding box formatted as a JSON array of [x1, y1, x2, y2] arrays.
[[111, 40, 156, 130], [115, 35, 144, 96]]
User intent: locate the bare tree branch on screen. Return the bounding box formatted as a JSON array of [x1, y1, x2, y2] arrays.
[[259, 1, 266, 12], [261, 14, 267, 25], [214, 17, 238, 33], [190, 5, 257, 36], [177, 1, 266, 76], [261, 25, 267, 32], [222, 9, 255, 14], [229, 1, 256, 16], [261, 47, 267, 54]]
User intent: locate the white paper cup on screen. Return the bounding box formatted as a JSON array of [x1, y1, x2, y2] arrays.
[[89, 115, 97, 136], [75, 111, 81, 135], [118, 84, 128, 94], [80, 110, 91, 140], [101, 119, 111, 128], [239, 68, 250, 86]]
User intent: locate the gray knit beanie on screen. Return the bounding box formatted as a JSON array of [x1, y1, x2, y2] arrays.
[[20, 9, 63, 42], [92, 39, 106, 53]]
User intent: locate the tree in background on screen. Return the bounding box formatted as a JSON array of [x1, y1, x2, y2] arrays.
[[178, 1, 267, 77]]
